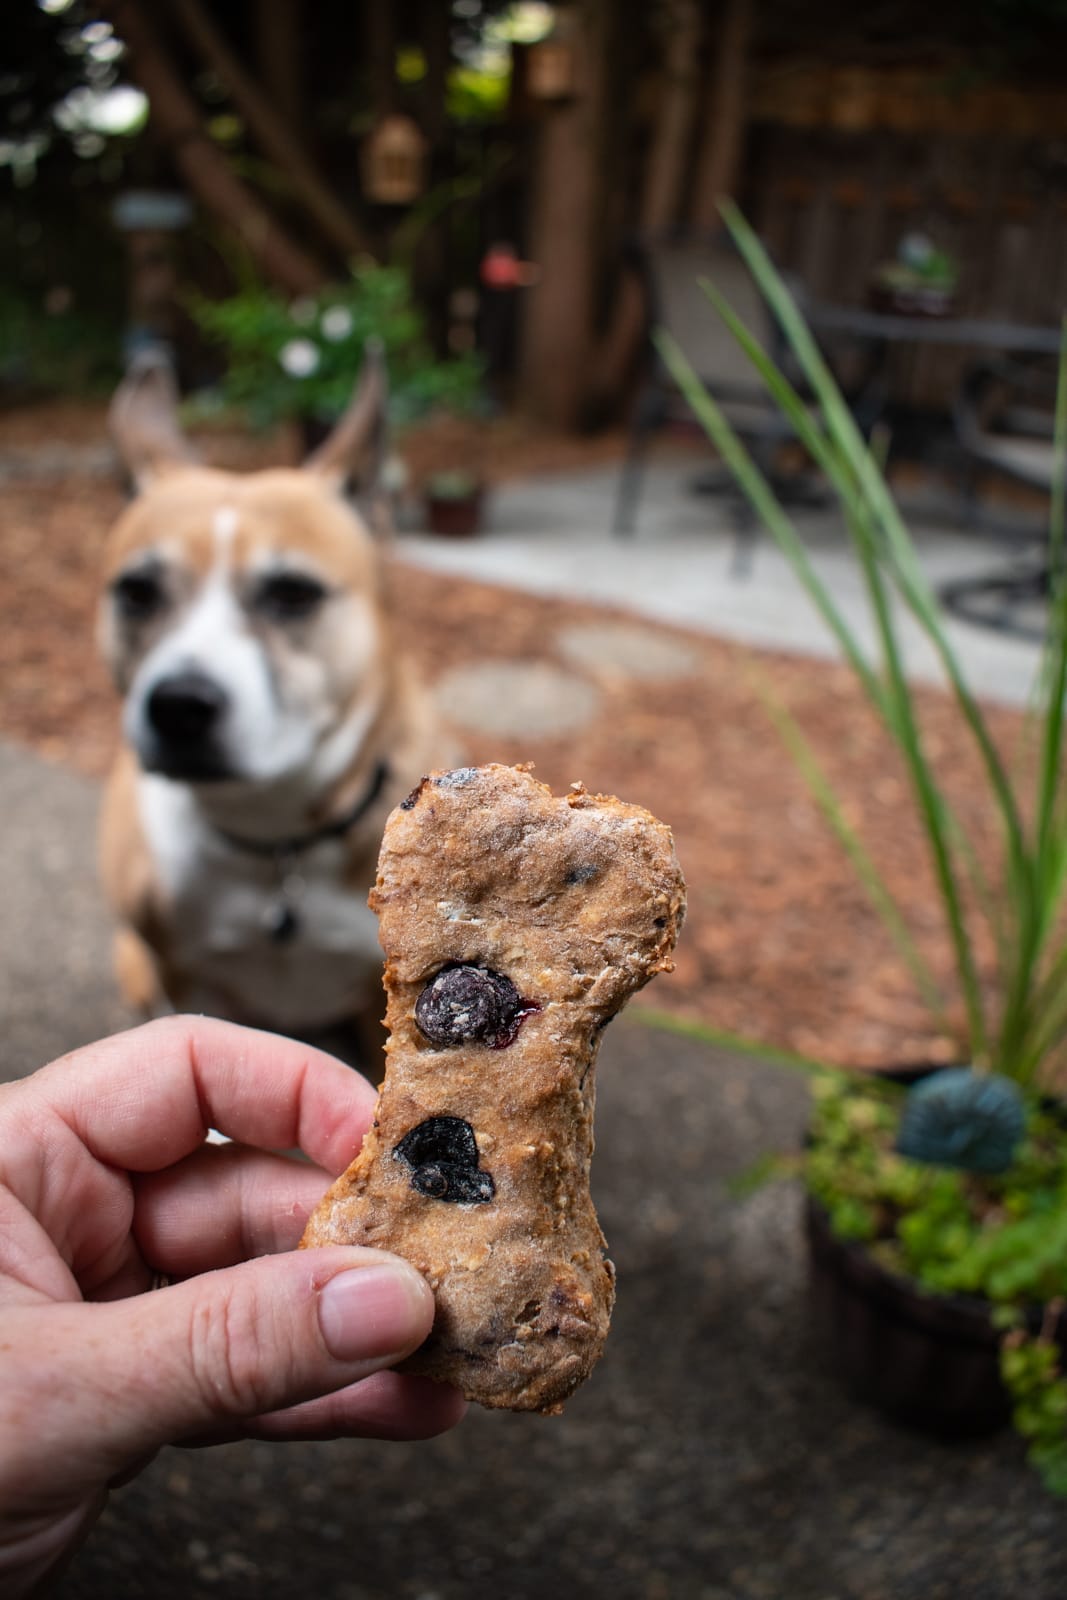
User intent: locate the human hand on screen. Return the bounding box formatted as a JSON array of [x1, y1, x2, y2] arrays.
[[0, 1016, 463, 1596]]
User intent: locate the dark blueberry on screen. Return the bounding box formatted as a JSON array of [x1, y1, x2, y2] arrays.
[[394, 1115, 495, 1205], [400, 778, 427, 810], [415, 964, 525, 1048], [396, 1115, 479, 1168], [412, 1163, 449, 1198]]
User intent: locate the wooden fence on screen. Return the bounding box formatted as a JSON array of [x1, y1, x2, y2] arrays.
[[742, 66, 1067, 409]]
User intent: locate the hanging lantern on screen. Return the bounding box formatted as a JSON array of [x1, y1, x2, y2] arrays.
[[362, 114, 427, 206], [527, 9, 577, 102]]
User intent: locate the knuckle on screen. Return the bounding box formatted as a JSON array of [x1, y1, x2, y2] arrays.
[[185, 1277, 288, 1420]]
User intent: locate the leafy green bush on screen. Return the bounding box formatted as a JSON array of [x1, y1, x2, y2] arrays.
[[191, 264, 484, 430], [1001, 1329, 1067, 1497]]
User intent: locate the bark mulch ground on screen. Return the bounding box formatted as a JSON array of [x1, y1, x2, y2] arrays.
[[0, 401, 1028, 1070]]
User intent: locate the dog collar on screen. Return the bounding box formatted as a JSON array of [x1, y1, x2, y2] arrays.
[[214, 759, 391, 944], [214, 759, 391, 861]]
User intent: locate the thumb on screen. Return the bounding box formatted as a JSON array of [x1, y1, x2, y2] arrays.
[[70, 1248, 435, 1460]]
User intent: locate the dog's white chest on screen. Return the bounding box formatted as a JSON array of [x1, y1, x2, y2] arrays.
[[138, 776, 380, 1030]]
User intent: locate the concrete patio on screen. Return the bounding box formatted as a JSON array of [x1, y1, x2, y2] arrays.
[[399, 455, 1049, 709]]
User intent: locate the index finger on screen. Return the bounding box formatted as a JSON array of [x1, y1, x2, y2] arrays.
[[20, 1016, 377, 1175]]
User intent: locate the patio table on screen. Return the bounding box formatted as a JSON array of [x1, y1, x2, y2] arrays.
[[808, 301, 1063, 639], [807, 303, 1063, 357], [806, 300, 1062, 466]]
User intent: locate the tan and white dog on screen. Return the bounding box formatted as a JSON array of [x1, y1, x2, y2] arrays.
[[98, 349, 446, 1058]]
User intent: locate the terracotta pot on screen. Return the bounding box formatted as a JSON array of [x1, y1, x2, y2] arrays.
[[424, 486, 485, 537], [806, 1066, 1067, 1438], [867, 283, 956, 319]]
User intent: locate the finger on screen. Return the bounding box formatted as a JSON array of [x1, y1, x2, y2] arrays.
[[133, 1145, 337, 1276], [23, 1016, 377, 1174], [20, 1248, 434, 1478], [182, 1372, 466, 1446]]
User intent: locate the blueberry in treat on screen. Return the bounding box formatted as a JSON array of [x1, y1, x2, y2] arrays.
[[415, 963, 526, 1048], [395, 1116, 495, 1204]]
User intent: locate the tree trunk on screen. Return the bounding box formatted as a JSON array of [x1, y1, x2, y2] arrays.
[[420, 0, 450, 147], [410, 0, 452, 346], [640, 0, 703, 234], [255, 0, 303, 143], [364, 0, 397, 117], [102, 0, 326, 296], [170, 0, 366, 263], [517, 0, 612, 429], [690, 0, 754, 232], [588, 0, 704, 406]]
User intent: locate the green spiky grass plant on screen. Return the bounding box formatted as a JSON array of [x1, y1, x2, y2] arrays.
[[655, 201, 1067, 1094], [651, 204, 1067, 1491]]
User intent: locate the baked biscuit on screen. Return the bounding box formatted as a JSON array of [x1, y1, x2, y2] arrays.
[[301, 763, 686, 1413]]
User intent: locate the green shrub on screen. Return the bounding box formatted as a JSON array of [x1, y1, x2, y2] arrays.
[[191, 264, 484, 431]]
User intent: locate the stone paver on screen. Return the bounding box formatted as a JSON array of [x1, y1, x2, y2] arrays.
[[556, 619, 702, 681], [399, 459, 1048, 709], [433, 659, 602, 737]]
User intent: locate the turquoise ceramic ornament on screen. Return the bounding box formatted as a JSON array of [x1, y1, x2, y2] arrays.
[[895, 1068, 1026, 1175]]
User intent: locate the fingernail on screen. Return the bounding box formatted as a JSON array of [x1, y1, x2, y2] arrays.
[[318, 1263, 431, 1363]]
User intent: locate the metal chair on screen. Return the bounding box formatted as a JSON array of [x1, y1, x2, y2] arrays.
[[611, 232, 822, 570], [953, 356, 1058, 500], [939, 357, 1059, 638]]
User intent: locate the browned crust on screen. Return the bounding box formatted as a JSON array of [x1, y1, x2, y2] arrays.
[[301, 762, 686, 1413]]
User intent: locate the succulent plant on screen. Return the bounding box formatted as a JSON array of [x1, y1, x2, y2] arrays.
[[896, 1068, 1027, 1175]]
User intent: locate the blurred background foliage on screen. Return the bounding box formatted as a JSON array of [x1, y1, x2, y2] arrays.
[[5, 0, 1067, 422]]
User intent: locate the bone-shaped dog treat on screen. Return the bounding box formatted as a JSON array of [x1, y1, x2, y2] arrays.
[[301, 763, 686, 1413]]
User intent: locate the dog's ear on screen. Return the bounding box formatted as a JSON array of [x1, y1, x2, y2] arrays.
[[109, 349, 199, 491], [303, 338, 389, 523]]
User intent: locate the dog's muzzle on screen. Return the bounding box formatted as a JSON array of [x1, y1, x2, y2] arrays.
[[141, 670, 233, 780]]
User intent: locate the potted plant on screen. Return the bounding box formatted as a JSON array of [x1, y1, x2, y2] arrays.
[[422, 467, 485, 536], [190, 264, 487, 508], [868, 232, 959, 318], [655, 204, 1067, 1493]]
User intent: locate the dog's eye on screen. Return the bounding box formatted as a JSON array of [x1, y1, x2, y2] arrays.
[[112, 570, 167, 621], [252, 573, 330, 622]]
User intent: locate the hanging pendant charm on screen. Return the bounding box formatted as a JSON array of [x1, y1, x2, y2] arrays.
[[263, 899, 300, 943], [262, 857, 305, 944]]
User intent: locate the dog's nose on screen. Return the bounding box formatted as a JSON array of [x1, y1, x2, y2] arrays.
[[147, 672, 228, 743]]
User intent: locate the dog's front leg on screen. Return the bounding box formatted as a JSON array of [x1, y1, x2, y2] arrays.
[[112, 926, 168, 1018]]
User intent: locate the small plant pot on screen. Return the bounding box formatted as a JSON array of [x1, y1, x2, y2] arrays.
[[424, 484, 485, 537], [867, 283, 956, 319], [807, 1196, 1019, 1437], [806, 1065, 1067, 1438]]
